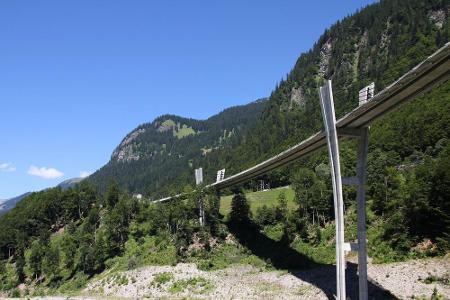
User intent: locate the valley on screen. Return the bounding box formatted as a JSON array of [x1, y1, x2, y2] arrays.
[[0, 0, 449, 299]]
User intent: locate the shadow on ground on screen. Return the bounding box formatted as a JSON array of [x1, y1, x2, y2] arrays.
[[227, 221, 398, 300]]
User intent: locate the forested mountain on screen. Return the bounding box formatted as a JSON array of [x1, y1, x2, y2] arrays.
[[0, 0, 449, 297], [209, 0, 449, 173], [89, 99, 267, 197]]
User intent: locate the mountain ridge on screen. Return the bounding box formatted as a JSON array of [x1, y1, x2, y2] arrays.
[[0, 193, 31, 216], [0, 177, 84, 215], [89, 98, 268, 197]]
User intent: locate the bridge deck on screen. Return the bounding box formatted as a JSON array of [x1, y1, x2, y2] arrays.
[[211, 42, 450, 190]]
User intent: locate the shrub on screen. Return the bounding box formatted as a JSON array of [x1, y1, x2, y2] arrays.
[[169, 277, 213, 294], [255, 205, 277, 226], [127, 255, 139, 270], [151, 272, 173, 287], [9, 288, 20, 298]]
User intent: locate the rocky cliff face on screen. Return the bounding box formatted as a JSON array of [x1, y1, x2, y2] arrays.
[[112, 128, 146, 162]]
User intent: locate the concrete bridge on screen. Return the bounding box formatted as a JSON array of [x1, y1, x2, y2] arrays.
[[153, 42, 450, 299]]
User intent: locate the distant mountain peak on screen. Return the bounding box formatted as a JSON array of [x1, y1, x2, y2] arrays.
[[0, 192, 31, 216], [57, 177, 84, 190]]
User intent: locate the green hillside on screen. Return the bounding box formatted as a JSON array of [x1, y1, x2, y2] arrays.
[[220, 187, 296, 215]]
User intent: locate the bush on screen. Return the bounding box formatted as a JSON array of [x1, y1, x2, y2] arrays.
[[255, 205, 277, 226], [186, 243, 267, 271], [127, 255, 139, 270], [150, 272, 173, 287], [169, 277, 213, 294], [57, 272, 88, 293], [9, 288, 20, 298], [262, 223, 284, 241]]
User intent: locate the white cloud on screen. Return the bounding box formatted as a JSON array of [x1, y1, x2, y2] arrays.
[[79, 171, 91, 178], [0, 162, 16, 172], [28, 165, 64, 179]]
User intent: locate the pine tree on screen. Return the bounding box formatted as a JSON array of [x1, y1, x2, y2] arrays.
[[230, 189, 251, 224], [105, 180, 120, 209]]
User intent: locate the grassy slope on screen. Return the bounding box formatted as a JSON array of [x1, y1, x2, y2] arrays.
[[220, 186, 337, 266], [175, 125, 196, 139], [220, 186, 296, 215]]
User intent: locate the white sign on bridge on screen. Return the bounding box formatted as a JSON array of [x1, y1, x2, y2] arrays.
[[216, 169, 225, 183], [195, 168, 203, 185], [358, 82, 375, 106]]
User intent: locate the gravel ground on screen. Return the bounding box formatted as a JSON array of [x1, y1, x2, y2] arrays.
[[6, 257, 449, 299], [84, 263, 323, 299], [82, 257, 449, 299], [367, 258, 450, 299]]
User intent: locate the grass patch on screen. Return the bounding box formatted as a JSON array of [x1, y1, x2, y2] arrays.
[[295, 285, 314, 296], [413, 287, 446, 299], [255, 281, 282, 293], [169, 277, 213, 294], [160, 119, 176, 128], [290, 239, 336, 265], [105, 236, 178, 272], [150, 272, 174, 288], [175, 124, 196, 139], [186, 243, 267, 271], [103, 274, 129, 286], [56, 272, 89, 294], [262, 223, 284, 241], [116, 274, 129, 285], [8, 288, 21, 298], [421, 273, 450, 286], [220, 187, 296, 215]]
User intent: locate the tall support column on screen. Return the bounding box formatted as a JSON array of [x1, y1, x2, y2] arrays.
[[356, 128, 369, 300], [319, 80, 346, 300], [199, 198, 205, 227], [195, 168, 205, 227]]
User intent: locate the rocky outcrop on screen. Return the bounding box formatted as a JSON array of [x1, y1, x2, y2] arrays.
[[112, 128, 146, 162], [157, 121, 175, 133], [289, 87, 306, 109], [319, 38, 332, 77], [428, 8, 448, 29]]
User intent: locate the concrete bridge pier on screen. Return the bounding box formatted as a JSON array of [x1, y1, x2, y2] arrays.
[[319, 80, 369, 300], [195, 168, 205, 227]]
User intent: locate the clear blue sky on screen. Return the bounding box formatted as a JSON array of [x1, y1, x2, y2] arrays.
[[0, 0, 376, 199]]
